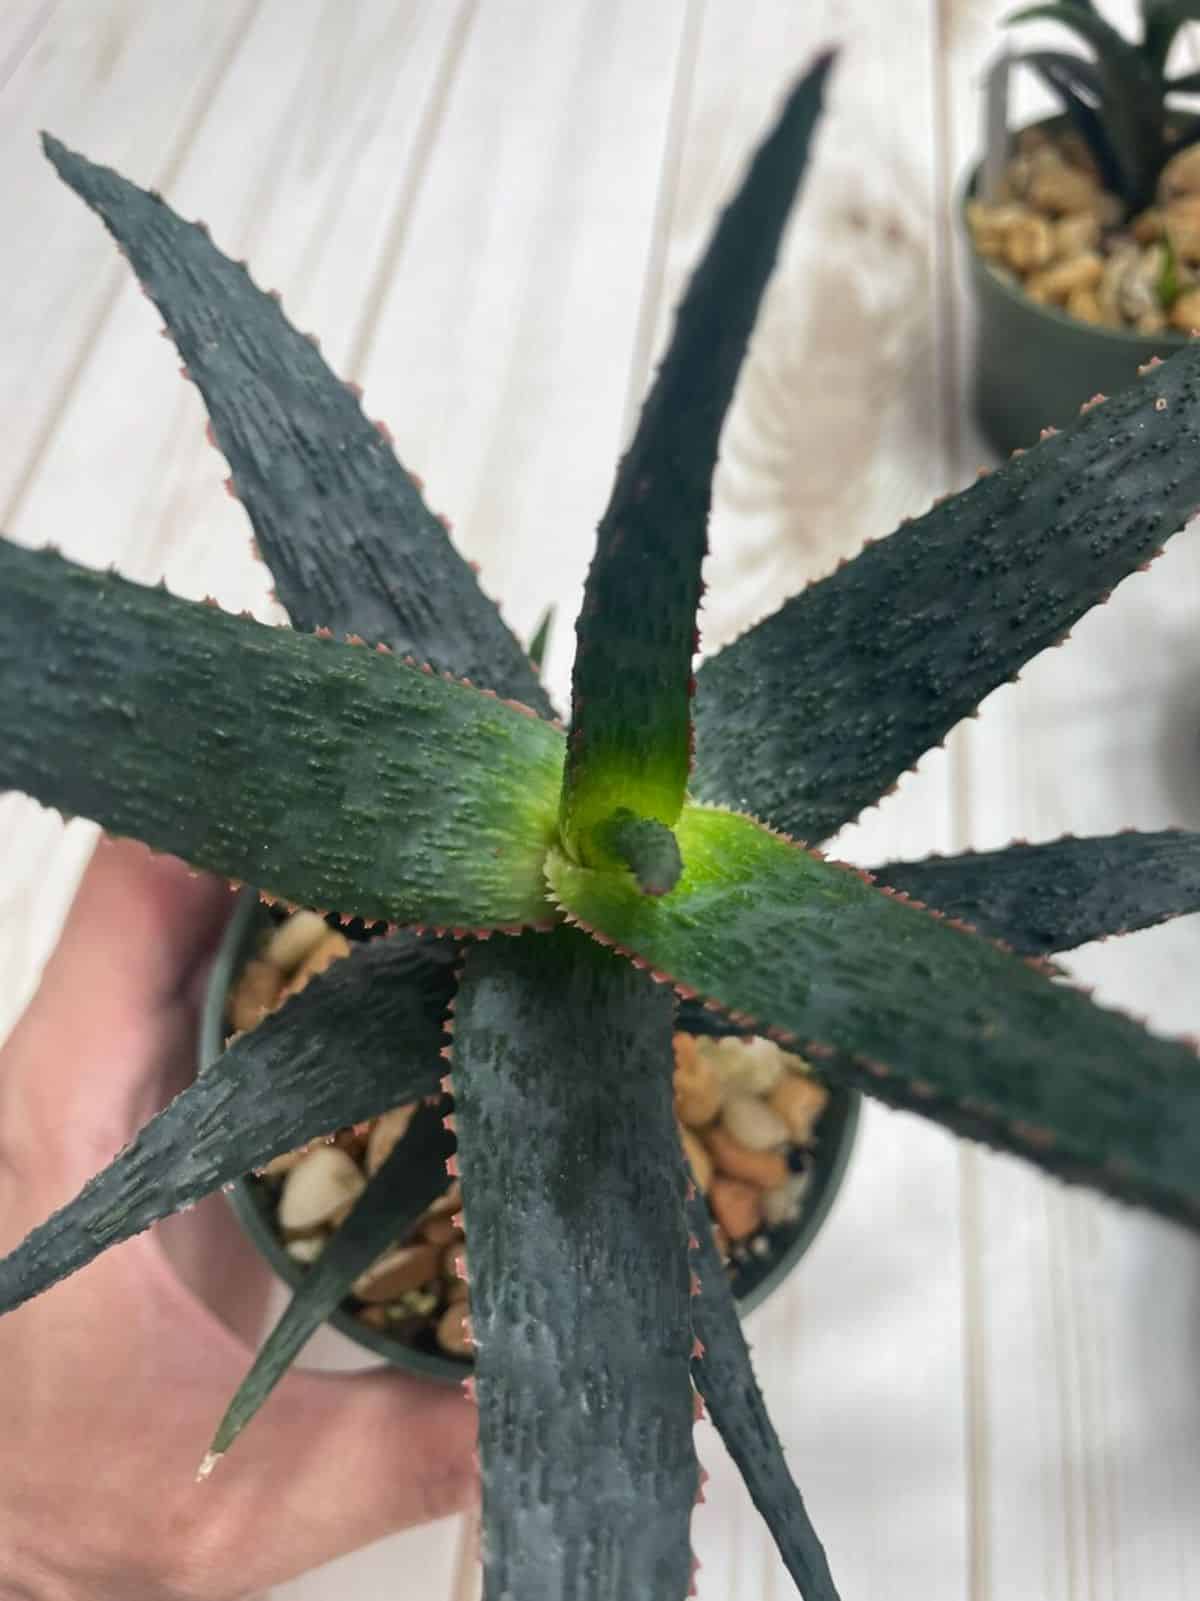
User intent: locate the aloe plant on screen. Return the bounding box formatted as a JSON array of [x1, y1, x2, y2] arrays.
[[3, 53, 1200, 1600], [1009, 0, 1200, 214]]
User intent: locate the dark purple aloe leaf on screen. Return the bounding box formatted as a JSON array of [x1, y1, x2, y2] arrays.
[[871, 829, 1200, 955], [693, 340, 1200, 844], [0, 934, 454, 1316], [42, 135, 553, 716], [688, 1188, 840, 1601], [560, 56, 832, 867], [205, 1103, 453, 1466], [452, 928, 697, 1601]]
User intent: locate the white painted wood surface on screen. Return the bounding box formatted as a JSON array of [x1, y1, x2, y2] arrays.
[[0, 3, 1197, 1597]]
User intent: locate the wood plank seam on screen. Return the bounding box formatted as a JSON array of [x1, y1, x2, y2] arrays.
[[1045, 1184, 1083, 1601], [0, 0, 58, 103], [614, 0, 705, 446], [934, 3, 993, 1596], [344, 0, 480, 382], [959, 1146, 994, 1601]]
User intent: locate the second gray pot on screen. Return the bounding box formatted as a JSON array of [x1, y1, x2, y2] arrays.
[[963, 121, 1188, 458]]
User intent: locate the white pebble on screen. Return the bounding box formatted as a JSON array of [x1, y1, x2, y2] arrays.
[[264, 909, 329, 974], [722, 1093, 789, 1152], [279, 1145, 365, 1232], [762, 1173, 811, 1227], [366, 1104, 417, 1175], [285, 1234, 326, 1264], [780, 1048, 817, 1077], [706, 1035, 786, 1095]]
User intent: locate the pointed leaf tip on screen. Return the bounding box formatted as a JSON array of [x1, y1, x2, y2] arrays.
[[561, 50, 831, 858], [208, 1103, 452, 1460], [527, 603, 554, 675], [694, 334, 1200, 843], [688, 1185, 841, 1599], [42, 132, 553, 713]]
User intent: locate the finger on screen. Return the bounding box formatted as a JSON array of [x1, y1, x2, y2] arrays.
[[39, 834, 235, 1014], [1, 837, 235, 1175], [196, 1367, 477, 1587]]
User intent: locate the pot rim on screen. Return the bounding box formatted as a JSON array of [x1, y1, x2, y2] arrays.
[[960, 114, 1192, 351], [200, 891, 860, 1379]]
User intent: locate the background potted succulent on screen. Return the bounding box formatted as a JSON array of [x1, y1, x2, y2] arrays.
[[965, 0, 1200, 453], [3, 48, 1200, 1601]]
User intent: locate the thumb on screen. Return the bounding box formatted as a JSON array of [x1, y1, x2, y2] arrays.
[[34, 832, 235, 1020], [195, 1366, 477, 1588], [1, 833, 236, 1181]]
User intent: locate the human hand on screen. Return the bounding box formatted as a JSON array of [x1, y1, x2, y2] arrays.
[[0, 836, 476, 1601]]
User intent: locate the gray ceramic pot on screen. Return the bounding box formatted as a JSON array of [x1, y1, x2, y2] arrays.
[[200, 892, 860, 1383], [964, 122, 1187, 458]]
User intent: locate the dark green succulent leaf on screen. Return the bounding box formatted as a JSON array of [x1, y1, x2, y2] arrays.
[[1008, 2, 1141, 57], [1145, 2, 1200, 77], [1008, 4, 1165, 207], [1017, 47, 1103, 98], [527, 604, 555, 676], [693, 341, 1200, 844], [549, 805, 1200, 1230], [687, 1186, 839, 1601], [1017, 50, 1127, 195], [453, 928, 697, 1601], [1007, 6, 1159, 190], [205, 1103, 452, 1467], [560, 56, 832, 864], [0, 934, 454, 1317], [42, 136, 552, 716], [0, 541, 563, 928], [1167, 67, 1200, 93], [872, 829, 1200, 954], [1144, 19, 1180, 78]]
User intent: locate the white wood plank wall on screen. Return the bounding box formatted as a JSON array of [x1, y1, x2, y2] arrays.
[[0, 4, 1195, 1597]]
